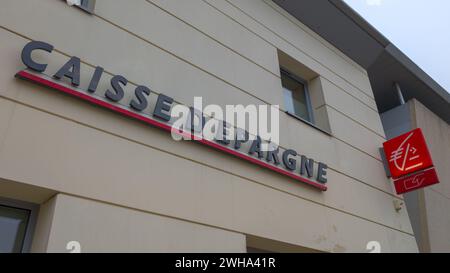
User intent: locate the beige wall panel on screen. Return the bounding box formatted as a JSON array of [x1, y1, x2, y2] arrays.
[[231, 177, 330, 251], [43, 194, 246, 253], [0, 178, 55, 204], [0, 30, 28, 102], [411, 100, 450, 252], [0, 0, 284, 109], [333, 138, 394, 194], [0, 98, 412, 237], [0, 0, 383, 168], [225, 0, 374, 98], [0, 102, 236, 226], [0, 28, 392, 196], [233, 175, 415, 252], [423, 190, 450, 252], [124, 0, 279, 76], [0, 1, 417, 252], [93, 0, 283, 105], [327, 107, 384, 160], [320, 77, 385, 137], [0, 93, 411, 234], [2, 71, 388, 203], [30, 196, 57, 253], [385, 228, 420, 253], [312, 106, 332, 133], [412, 100, 450, 198], [0, 1, 264, 110], [0, 99, 15, 150], [323, 171, 411, 234], [281, 114, 393, 193], [204, 0, 378, 110], [306, 75, 382, 138], [262, 0, 367, 76], [325, 209, 417, 253]]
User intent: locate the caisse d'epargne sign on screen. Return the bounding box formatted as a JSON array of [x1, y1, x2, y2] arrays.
[[16, 41, 329, 191], [383, 128, 439, 194]]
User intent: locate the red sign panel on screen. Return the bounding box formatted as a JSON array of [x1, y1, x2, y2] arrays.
[[394, 168, 439, 194], [383, 128, 433, 179]]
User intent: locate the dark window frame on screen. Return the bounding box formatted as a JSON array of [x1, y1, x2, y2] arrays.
[[0, 197, 39, 253]]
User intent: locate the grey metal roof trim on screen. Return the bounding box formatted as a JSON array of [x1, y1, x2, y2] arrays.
[[386, 45, 450, 105], [273, 0, 450, 124], [329, 0, 390, 47]]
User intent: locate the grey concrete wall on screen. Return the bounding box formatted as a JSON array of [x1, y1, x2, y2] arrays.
[[410, 99, 450, 252]]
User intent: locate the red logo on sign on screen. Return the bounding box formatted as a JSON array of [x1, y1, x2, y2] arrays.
[[383, 128, 433, 179], [394, 168, 439, 194]]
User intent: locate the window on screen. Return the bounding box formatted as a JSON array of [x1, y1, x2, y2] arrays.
[[78, 0, 95, 13], [0, 198, 38, 253], [65, 0, 96, 14], [281, 69, 314, 123]]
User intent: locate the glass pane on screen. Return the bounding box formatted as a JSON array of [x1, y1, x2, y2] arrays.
[[281, 71, 309, 121], [283, 88, 295, 114], [0, 205, 30, 253]]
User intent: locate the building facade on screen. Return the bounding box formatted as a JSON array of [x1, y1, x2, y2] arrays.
[[0, 0, 447, 253], [382, 100, 450, 252]]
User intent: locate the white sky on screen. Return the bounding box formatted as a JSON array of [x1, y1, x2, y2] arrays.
[[343, 0, 450, 92]]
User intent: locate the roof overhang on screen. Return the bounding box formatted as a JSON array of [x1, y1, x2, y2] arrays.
[[273, 0, 450, 124]]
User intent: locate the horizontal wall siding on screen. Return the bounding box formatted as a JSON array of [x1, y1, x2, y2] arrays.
[[205, 0, 378, 106], [0, 99, 15, 149], [0, 0, 417, 252], [1, 28, 391, 196], [45, 194, 247, 252], [127, 0, 280, 76], [0, 88, 411, 234], [0, 101, 415, 251], [0, 23, 390, 194], [228, 0, 373, 96], [94, 0, 284, 105]]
